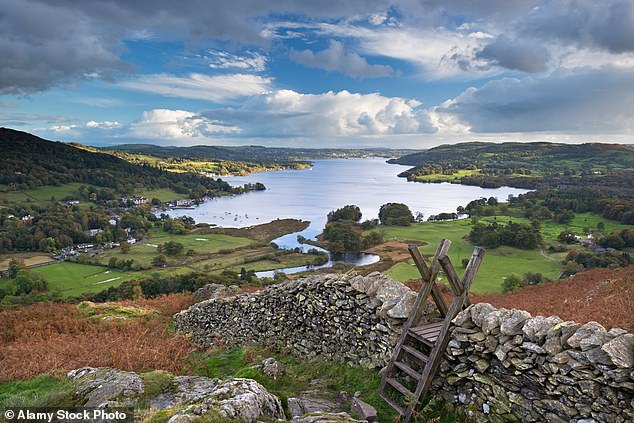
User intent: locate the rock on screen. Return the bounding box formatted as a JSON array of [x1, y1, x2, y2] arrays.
[[288, 391, 342, 417], [351, 397, 378, 422], [70, 368, 144, 408], [566, 322, 609, 351], [522, 316, 563, 343], [386, 293, 416, 319], [500, 309, 531, 336], [601, 333, 634, 368], [291, 412, 366, 422], [210, 378, 285, 421], [374, 278, 412, 303], [470, 303, 497, 327], [167, 414, 194, 423], [192, 283, 240, 303], [253, 357, 286, 380], [521, 342, 545, 355]]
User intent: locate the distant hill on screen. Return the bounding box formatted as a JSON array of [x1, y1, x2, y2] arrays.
[[389, 141, 634, 193], [104, 144, 418, 163], [0, 128, 232, 196]]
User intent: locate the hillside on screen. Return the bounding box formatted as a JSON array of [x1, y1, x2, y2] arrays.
[[106, 143, 418, 163], [390, 141, 634, 193], [0, 128, 233, 196], [472, 265, 634, 331]]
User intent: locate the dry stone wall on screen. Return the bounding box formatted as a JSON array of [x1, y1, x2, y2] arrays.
[[174, 272, 435, 368], [433, 303, 634, 423], [174, 272, 634, 422]]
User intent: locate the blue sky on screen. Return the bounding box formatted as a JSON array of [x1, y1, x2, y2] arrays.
[[1, 0, 633, 147]]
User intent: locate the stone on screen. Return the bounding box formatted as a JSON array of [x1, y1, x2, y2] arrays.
[[567, 322, 609, 351], [470, 303, 497, 327], [521, 342, 545, 355], [288, 391, 341, 417], [351, 397, 378, 422], [167, 414, 194, 423], [253, 357, 286, 380], [192, 283, 240, 303], [500, 309, 531, 336], [374, 278, 412, 302], [522, 316, 563, 344], [601, 333, 634, 368], [70, 367, 144, 407], [290, 412, 365, 423]]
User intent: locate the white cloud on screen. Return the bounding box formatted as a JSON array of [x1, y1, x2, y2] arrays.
[[289, 40, 393, 78], [206, 50, 267, 72], [204, 89, 436, 137], [86, 120, 121, 129], [48, 124, 77, 133], [129, 109, 240, 140], [120, 73, 272, 102]]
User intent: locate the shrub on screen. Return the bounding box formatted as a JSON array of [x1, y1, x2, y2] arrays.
[[502, 273, 522, 293]]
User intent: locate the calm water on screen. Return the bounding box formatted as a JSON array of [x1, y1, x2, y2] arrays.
[[167, 158, 528, 275]]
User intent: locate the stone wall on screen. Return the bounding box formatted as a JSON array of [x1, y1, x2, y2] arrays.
[[433, 303, 634, 423], [174, 272, 634, 422], [174, 272, 435, 368]]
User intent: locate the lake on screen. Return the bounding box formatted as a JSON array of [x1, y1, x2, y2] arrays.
[[168, 158, 528, 242], [166, 158, 529, 275]]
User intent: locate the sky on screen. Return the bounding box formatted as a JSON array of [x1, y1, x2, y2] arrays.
[[1, 0, 633, 148]]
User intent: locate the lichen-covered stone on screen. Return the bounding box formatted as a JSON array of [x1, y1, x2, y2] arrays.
[[601, 333, 634, 368]]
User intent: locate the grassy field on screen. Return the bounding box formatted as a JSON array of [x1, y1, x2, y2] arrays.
[[31, 262, 142, 297], [373, 220, 562, 293], [137, 187, 183, 202], [0, 253, 54, 271], [0, 183, 90, 209], [97, 230, 255, 267], [412, 169, 480, 183]]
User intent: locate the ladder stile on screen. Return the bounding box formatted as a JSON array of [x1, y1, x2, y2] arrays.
[[378, 241, 485, 423]]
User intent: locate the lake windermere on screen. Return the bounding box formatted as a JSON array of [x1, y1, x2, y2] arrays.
[[168, 158, 529, 254]]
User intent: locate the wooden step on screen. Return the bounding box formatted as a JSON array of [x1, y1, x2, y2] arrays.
[[386, 377, 414, 397], [407, 329, 436, 347], [378, 392, 404, 415], [401, 345, 429, 363], [394, 361, 422, 381]]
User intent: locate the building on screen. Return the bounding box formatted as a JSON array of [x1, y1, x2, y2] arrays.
[[86, 228, 105, 237], [121, 196, 148, 206], [66, 200, 80, 206], [176, 198, 194, 207]]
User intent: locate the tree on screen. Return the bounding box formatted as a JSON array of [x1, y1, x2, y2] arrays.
[[152, 254, 167, 267], [322, 222, 363, 253], [558, 230, 577, 244], [161, 241, 184, 256], [378, 203, 414, 226], [7, 259, 24, 279], [120, 241, 131, 254], [327, 205, 362, 222]]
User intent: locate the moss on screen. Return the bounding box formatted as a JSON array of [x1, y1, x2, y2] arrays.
[[147, 408, 176, 423], [141, 370, 176, 399]]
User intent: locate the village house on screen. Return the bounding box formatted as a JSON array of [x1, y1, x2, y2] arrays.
[[121, 196, 148, 206], [85, 228, 105, 237], [66, 200, 80, 206]]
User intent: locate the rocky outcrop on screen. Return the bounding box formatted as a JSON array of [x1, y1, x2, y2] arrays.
[[192, 283, 241, 303], [434, 303, 634, 422], [67, 368, 285, 422], [174, 272, 436, 368]]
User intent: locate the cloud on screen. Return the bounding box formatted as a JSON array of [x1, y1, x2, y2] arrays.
[[120, 73, 272, 102], [206, 50, 267, 72], [129, 109, 240, 140], [48, 124, 78, 133], [476, 36, 550, 73], [207, 89, 436, 137], [435, 66, 634, 133], [86, 120, 122, 129], [289, 40, 393, 78]]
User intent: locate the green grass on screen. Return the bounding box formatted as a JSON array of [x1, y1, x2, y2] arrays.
[[375, 220, 562, 293], [31, 262, 141, 297], [189, 346, 460, 423], [0, 183, 90, 208], [0, 374, 75, 408], [412, 169, 479, 183], [138, 188, 183, 202], [97, 230, 255, 267]]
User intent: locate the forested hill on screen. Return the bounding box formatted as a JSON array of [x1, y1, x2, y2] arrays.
[[389, 141, 634, 193], [105, 144, 417, 163], [0, 128, 232, 196]]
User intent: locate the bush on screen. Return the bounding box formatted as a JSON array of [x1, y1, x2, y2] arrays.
[[378, 203, 414, 226], [327, 205, 362, 223], [502, 273, 522, 292]]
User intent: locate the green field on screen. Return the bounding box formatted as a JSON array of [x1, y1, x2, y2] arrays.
[[0, 183, 89, 208], [373, 220, 562, 293], [32, 262, 141, 297], [97, 230, 256, 267], [412, 169, 480, 183], [137, 188, 183, 202]]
